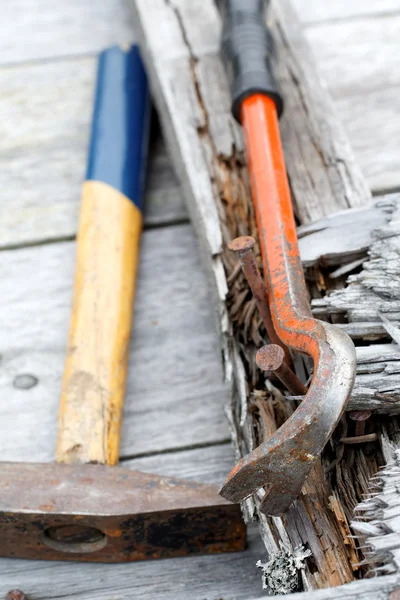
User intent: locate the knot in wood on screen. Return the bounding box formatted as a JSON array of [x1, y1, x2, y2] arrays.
[[13, 374, 38, 390]]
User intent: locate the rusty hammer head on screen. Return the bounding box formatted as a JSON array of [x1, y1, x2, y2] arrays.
[[0, 462, 245, 562]]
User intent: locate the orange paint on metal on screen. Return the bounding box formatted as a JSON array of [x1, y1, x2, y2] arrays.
[[241, 95, 319, 364]]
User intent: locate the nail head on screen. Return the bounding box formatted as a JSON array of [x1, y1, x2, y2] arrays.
[[228, 236, 255, 253], [256, 344, 285, 372]]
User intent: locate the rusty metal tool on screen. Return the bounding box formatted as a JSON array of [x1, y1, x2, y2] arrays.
[[218, 0, 357, 515], [0, 45, 245, 562]]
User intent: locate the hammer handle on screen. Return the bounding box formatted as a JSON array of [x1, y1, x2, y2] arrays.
[[56, 46, 150, 465]]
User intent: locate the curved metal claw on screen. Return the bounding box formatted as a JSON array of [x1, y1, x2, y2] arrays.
[[219, 94, 357, 516], [220, 322, 356, 515]]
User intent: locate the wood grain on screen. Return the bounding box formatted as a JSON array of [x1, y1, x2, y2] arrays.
[[0, 0, 134, 65], [0, 224, 230, 463], [272, 0, 371, 223], [0, 57, 186, 249], [1, 4, 399, 251], [298, 195, 398, 267], [250, 573, 400, 599], [306, 15, 400, 99], [304, 14, 400, 192], [293, 0, 400, 24], [56, 182, 143, 466], [335, 88, 400, 194]]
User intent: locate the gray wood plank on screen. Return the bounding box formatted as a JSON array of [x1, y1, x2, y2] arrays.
[[124, 442, 235, 484], [2, 3, 399, 247], [250, 573, 400, 599], [0, 524, 265, 600], [298, 195, 398, 267], [293, 0, 400, 24], [304, 15, 400, 193], [0, 224, 229, 463], [306, 13, 400, 99], [272, 0, 371, 224], [0, 0, 134, 65], [0, 57, 186, 249], [336, 88, 400, 194]]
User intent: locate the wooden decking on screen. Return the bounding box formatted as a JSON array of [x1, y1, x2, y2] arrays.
[[0, 1, 399, 598]]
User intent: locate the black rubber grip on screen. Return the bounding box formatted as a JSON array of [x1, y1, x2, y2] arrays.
[[218, 0, 283, 122]]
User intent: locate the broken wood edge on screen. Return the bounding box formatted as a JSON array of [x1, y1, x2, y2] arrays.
[[248, 572, 400, 600]]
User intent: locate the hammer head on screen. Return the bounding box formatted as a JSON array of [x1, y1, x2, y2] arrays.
[[0, 463, 245, 562]]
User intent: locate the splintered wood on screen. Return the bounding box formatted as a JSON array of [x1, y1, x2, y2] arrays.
[[131, 0, 400, 593]]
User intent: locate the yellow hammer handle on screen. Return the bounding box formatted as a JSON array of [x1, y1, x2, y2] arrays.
[[56, 47, 150, 465]]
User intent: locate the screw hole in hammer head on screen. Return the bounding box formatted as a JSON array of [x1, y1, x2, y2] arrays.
[[42, 525, 108, 554]]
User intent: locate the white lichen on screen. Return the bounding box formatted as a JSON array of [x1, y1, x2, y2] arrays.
[[256, 543, 312, 595]]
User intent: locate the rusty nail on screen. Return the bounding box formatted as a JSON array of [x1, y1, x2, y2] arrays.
[[228, 236, 291, 365], [5, 591, 27, 600], [339, 433, 378, 445], [256, 344, 307, 396], [349, 410, 372, 437]]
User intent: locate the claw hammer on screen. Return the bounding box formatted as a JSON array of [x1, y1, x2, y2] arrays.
[[217, 0, 357, 515], [0, 46, 245, 562]]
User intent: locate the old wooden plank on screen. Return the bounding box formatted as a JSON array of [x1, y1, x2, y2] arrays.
[[304, 15, 400, 193], [3, 6, 399, 246], [249, 573, 400, 599], [0, 57, 186, 249], [124, 442, 235, 483], [298, 196, 397, 268], [271, 0, 371, 224], [293, 0, 400, 24], [0, 0, 134, 65], [130, 0, 372, 590], [0, 523, 264, 600], [0, 224, 230, 463], [306, 16, 400, 99], [336, 88, 400, 194]]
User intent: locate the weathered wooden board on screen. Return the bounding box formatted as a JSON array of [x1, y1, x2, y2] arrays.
[[335, 88, 400, 194], [306, 16, 400, 99], [124, 442, 235, 483], [293, 0, 400, 24], [304, 14, 400, 192], [0, 0, 134, 64], [0, 224, 230, 462], [250, 573, 400, 600], [271, 1, 370, 224], [0, 57, 186, 249], [1, 0, 397, 70], [2, 3, 400, 250], [298, 197, 394, 268]]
